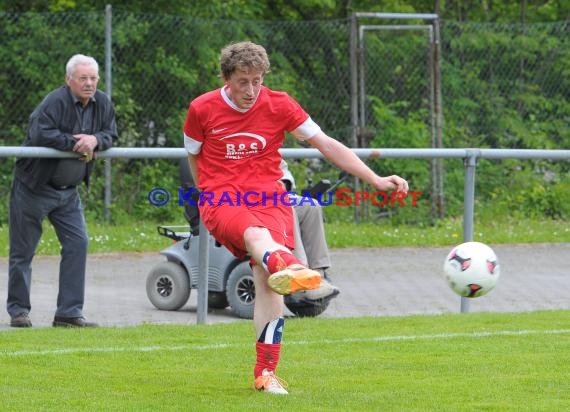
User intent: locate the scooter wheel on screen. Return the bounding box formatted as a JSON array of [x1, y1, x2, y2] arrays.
[[226, 262, 255, 319], [146, 261, 190, 311]]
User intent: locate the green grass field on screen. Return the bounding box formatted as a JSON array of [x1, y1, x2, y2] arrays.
[[0, 216, 568, 256], [0, 215, 568, 410], [1, 310, 569, 411]]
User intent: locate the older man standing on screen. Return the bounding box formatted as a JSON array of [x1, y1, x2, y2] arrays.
[[7, 54, 117, 328]]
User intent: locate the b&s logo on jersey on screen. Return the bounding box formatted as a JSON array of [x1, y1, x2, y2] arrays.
[[220, 132, 267, 160]]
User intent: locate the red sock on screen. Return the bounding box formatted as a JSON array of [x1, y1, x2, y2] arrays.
[[263, 250, 300, 274], [254, 342, 282, 378]]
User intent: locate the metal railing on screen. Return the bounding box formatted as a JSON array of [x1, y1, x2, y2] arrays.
[[2, 146, 569, 321]]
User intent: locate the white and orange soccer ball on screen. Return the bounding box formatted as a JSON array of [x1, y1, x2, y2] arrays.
[[443, 241, 500, 298]]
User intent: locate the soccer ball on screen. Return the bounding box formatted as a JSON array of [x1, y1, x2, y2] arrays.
[[443, 241, 500, 298]]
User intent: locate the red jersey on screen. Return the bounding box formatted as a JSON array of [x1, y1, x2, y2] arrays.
[[183, 85, 312, 192]]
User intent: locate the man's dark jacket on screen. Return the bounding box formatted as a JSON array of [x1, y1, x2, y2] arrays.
[[14, 85, 118, 190]]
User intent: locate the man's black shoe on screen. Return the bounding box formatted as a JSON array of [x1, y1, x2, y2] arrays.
[[10, 313, 32, 328], [53, 316, 98, 328]]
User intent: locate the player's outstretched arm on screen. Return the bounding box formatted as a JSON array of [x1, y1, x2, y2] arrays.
[[307, 132, 409, 193]]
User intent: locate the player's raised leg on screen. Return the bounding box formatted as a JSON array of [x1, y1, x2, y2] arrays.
[[245, 226, 321, 295]]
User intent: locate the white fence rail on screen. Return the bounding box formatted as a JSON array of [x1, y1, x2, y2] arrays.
[[2, 146, 569, 321]]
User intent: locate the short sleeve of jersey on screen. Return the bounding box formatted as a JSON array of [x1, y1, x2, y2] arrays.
[[183, 103, 203, 155], [290, 117, 321, 141]]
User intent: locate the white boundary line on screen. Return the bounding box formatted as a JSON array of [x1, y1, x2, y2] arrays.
[[2, 328, 570, 357]]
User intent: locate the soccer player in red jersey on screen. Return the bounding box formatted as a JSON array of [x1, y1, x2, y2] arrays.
[[183, 41, 408, 394]]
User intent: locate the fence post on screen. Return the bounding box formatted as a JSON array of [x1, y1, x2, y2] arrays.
[[461, 149, 479, 313], [104, 4, 113, 222], [433, 17, 445, 218], [350, 13, 361, 224], [197, 220, 210, 324]]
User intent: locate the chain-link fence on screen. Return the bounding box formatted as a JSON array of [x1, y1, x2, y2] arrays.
[[442, 21, 569, 147], [0, 10, 568, 225], [357, 18, 569, 223], [0, 10, 353, 146]]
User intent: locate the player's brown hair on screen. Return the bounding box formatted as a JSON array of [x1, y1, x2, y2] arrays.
[[220, 41, 271, 80]]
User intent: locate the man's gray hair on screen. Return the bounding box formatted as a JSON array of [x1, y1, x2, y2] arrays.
[[66, 54, 99, 78]]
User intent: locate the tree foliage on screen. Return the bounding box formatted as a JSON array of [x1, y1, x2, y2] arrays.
[[0, 1, 568, 225]]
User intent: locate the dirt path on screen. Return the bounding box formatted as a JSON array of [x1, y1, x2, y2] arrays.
[[1, 243, 569, 330]]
